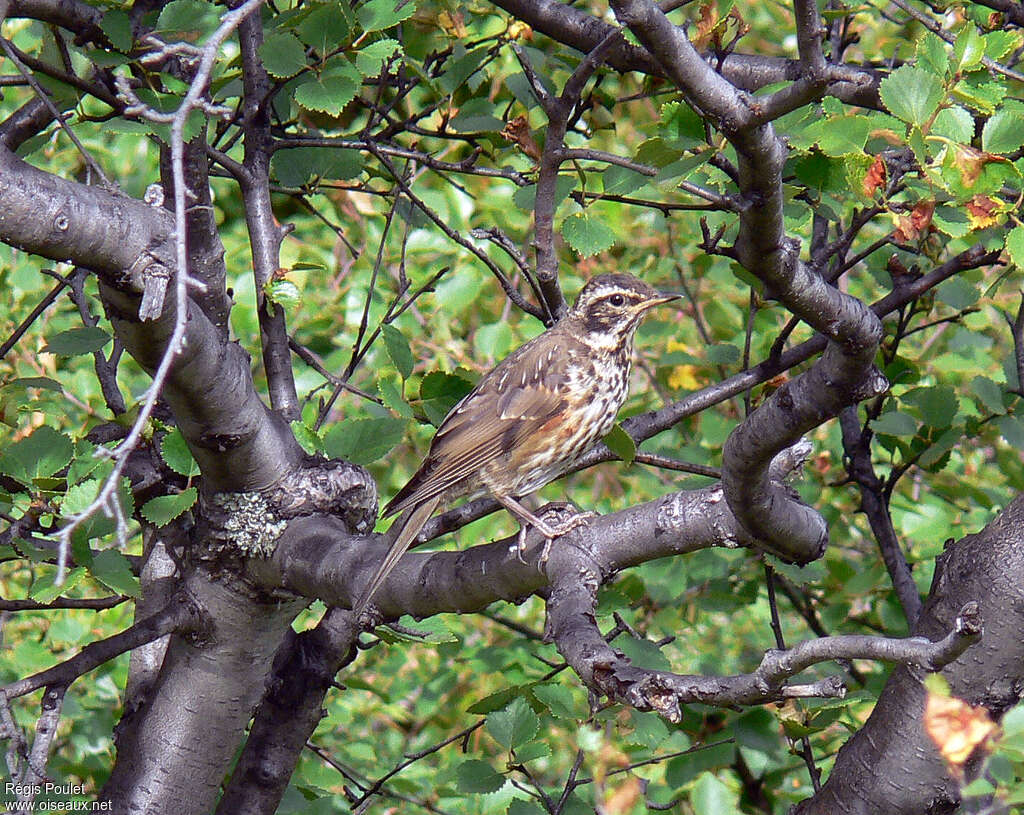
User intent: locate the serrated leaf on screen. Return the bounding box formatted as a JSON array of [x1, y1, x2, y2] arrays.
[[3, 376, 62, 392], [871, 411, 919, 437], [259, 32, 308, 79], [473, 322, 514, 361], [295, 2, 352, 52], [1007, 225, 1024, 269], [355, 38, 401, 77], [62, 478, 101, 516], [530, 683, 582, 719], [294, 59, 362, 115], [419, 371, 474, 426], [30, 567, 87, 603], [879, 65, 945, 127], [0, 426, 74, 485], [507, 801, 546, 815], [936, 276, 978, 309], [357, 0, 416, 33], [981, 112, 1024, 154], [513, 742, 551, 763], [904, 385, 958, 428], [561, 212, 616, 257], [603, 164, 649, 195], [381, 324, 414, 379], [603, 423, 636, 464], [271, 147, 363, 186], [691, 771, 739, 815], [467, 685, 531, 714], [291, 420, 324, 455], [932, 206, 971, 238], [931, 106, 974, 144], [161, 429, 200, 477], [141, 488, 198, 527], [101, 9, 133, 51], [265, 279, 301, 310], [43, 326, 111, 356], [90, 549, 140, 597], [997, 415, 1024, 447], [971, 376, 1006, 415], [378, 376, 413, 418], [954, 25, 984, 71], [154, 0, 220, 41], [916, 33, 949, 78], [486, 697, 539, 749], [512, 176, 575, 210], [323, 416, 408, 464], [984, 31, 1022, 61], [456, 759, 505, 794]]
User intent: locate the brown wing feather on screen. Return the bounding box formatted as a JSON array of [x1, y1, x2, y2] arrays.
[[382, 329, 578, 517]]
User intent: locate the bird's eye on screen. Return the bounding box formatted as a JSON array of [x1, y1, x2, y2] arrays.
[[609, 294, 625, 307]]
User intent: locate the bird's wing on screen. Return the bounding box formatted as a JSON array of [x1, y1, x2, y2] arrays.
[[382, 331, 576, 517]]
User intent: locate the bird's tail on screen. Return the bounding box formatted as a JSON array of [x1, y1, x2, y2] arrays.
[[354, 496, 440, 616]]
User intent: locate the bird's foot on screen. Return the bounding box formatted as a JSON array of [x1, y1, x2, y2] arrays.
[[514, 502, 598, 568]]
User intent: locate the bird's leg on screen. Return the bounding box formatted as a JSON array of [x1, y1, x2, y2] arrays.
[[494, 494, 596, 566], [535, 502, 598, 565], [493, 493, 561, 563]]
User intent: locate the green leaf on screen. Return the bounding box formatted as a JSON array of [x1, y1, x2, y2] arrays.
[[997, 415, 1024, 447], [513, 742, 551, 763], [984, 31, 1022, 61], [62, 478, 101, 516], [981, 112, 1024, 154], [530, 683, 582, 719], [265, 279, 300, 310], [507, 801, 546, 815], [953, 25, 984, 71], [904, 385, 958, 427], [665, 742, 734, 787], [871, 411, 919, 437], [2, 376, 62, 392], [916, 33, 949, 78], [932, 206, 970, 238], [323, 416, 408, 464], [42, 326, 111, 356], [691, 771, 739, 815], [154, 0, 220, 41], [1006, 225, 1024, 269], [294, 59, 362, 115], [561, 212, 616, 257], [419, 371, 474, 426], [512, 176, 576, 211], [879, 65, 945, 127], [381, 324, 415, 379], [603, 423, 636, 464], [101, 9, 133, 51], [486, 697, 540, 749], [355, 38, 402, 77], [603, 165, 649, 196], [295, 2, 352, 52], [456, 759, 505, 794], [930, 106, 974, 143], [271, 147, 363, 186], [161, 429, 200, 477], [378, 376, 413, 418], [141, 488, 198, 527], [290, 420, 325, 455], [817, 115, 872, 156], [936, 276, 978, 310], [971, 376, 1006, 415], [0, 426, 74, 485], [706, 344, 740, 364], [473, 322, 514, 361], [90, 549, 141, 597], [30, 567, 87, 603], [357, 0, 416, 32], [259, 32, 308, 79]]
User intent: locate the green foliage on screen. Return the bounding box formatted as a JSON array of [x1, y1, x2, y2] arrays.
[[2, 0, 1024, 808]]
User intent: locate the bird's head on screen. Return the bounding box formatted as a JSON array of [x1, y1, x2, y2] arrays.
[[566, 273, 681, 351]]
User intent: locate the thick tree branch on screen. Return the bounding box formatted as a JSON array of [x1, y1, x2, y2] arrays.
[[238, 11, 300, 419], [796, 495, 1024, 814]]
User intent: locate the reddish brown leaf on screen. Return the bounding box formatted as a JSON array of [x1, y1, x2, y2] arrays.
[[501, 115, 541, 160], [862, 154, 887, 197]]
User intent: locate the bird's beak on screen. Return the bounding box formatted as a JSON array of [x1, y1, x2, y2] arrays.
[[641, 292, 682, 310]]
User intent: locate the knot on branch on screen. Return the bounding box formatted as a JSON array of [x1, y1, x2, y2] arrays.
[[199, 459, 376, 561], [266, 458, 378, 533]]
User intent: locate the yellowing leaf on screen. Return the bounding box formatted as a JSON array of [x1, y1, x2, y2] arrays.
[[924, 690, 997, 770]]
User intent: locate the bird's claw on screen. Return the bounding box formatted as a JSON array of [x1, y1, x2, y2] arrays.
[[514, 504, 598, 569]]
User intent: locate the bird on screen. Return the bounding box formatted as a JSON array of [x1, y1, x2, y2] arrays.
[[354, 273, 680, 614]]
